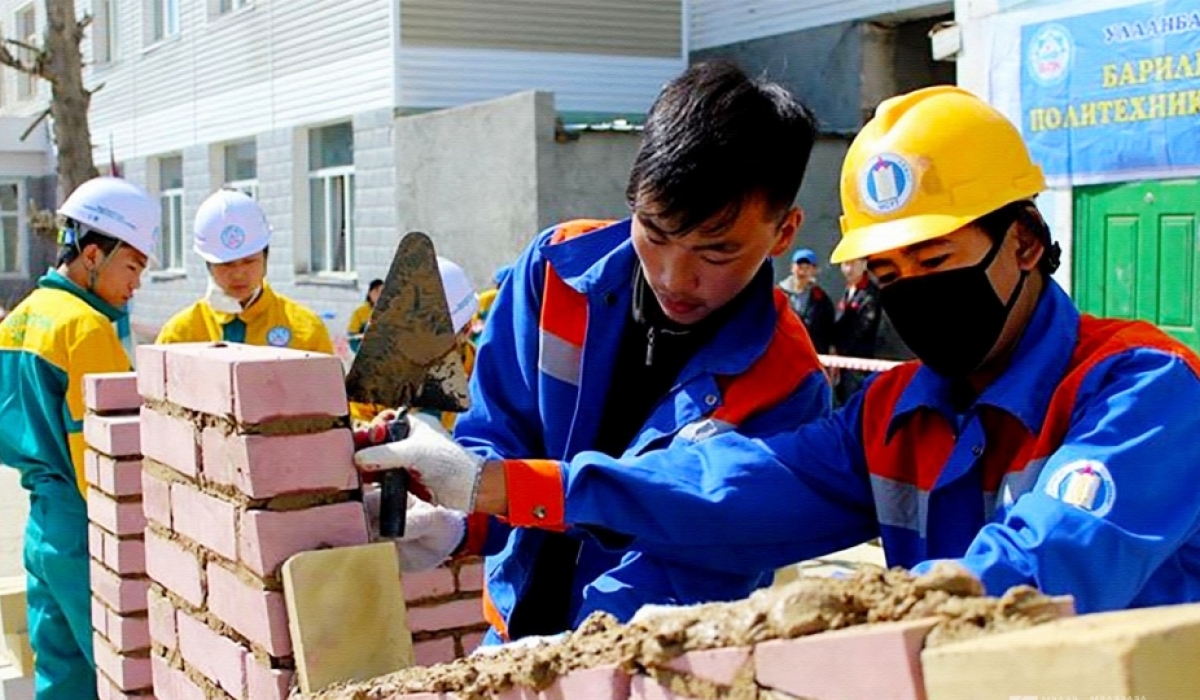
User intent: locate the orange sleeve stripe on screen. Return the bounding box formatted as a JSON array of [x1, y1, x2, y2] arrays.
[[503, 459, 568, 531]]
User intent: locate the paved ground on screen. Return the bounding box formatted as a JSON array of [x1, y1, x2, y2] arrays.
[[0, 469, 27, 580]]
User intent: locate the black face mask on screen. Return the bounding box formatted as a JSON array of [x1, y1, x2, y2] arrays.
[[879, 235, 1028, 378]]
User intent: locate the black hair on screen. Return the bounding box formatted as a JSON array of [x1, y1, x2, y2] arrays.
[[625, 60, 818, 236], [57, 221, 121, 266], [366, 278, 384, 302], [974, 200, 1061, 275]]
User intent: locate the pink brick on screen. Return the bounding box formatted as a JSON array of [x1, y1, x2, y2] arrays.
[[88, 488, 147, 537], [414, 637, 457, 667], [141, 470, 172, 528], [104, 533, 146, 575], [404, 568, 456, 601], [86, 450, 102, 487], [135, 346, 168, 402], [206, 563, 291, 657], [90, 453, 144, 497], [84, 414, 141, 458], [144, 531, 203, 607], [176, 611, 247, 698], [630, 676, 679, 700], [90, 561, 149, 614], [201, 428, 357, 498], [106, 610, 150, 652], [93, 598, 108, 635], [93, 633, 152, 691], [457, 562, 484, 593], [460, 631, 485, 656], [230, 350, 348, 423], [84, 372, 142, 413], [407, 599, 485, 633], [245, 656, 293, 700], [152, 654, 206, 700], [238, 501, 369, 578], [754, 618, 936, 700], [161, 343, 346, 422], [147, 588, 177, 651], [661, 647, 751, 686], [556, 665, 631, 700], [89, 523, 104, 558], [138, 408, 198, 478], [170, 483, 237, 560]]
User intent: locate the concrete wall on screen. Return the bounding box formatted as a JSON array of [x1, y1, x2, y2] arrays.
[[773, 137, 854, 293], [396, 90, 639, 289]]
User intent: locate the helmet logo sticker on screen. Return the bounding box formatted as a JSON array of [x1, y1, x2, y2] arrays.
[[1027, 24, 1072, 86], [859, 154, 915, 215], [266, 325, 292, 347], [220, 225, 247, 250], [1044, 459, 1116, 518]]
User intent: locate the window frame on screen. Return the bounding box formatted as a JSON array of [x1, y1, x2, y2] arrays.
[[15, 4, 37, 100], [306, 165, 355, 275], [92, 0, 118, 65], [148, 0, 180, 44], [0, 180, 26, 278], [221, 140, 257, 198]]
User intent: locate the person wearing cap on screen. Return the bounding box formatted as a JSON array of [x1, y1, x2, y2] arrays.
[[359, 85, 1200, 615], [432, 256, 479, 431], [156, 190, 333, 353], [348, 278, 384, 354], [0, 177, 161, 700], [778, 248, 834, 353], [354, 62, 831, 643]]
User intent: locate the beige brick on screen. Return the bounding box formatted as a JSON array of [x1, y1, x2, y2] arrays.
[[922, 602, 1200, 700]]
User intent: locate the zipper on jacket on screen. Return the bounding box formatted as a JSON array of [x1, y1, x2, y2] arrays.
[[645, 326, 656, 366]]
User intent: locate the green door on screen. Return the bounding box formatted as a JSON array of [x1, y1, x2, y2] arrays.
[[1074, 178, 1200, 352]]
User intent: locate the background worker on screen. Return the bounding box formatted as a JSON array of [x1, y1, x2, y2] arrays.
[[156, 189, 333, 353], [356, 61, 831, 643], [358, 86, 1200, 617], [778, 248, 834, 353], [0, 177, 160, 700], [831, 256, 881, 403], [434, 256, 479, 431], [348, 278, 384, 354]]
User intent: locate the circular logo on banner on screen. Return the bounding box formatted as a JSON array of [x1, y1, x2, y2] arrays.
[[1027, 24, 1072, 86], [266, 325, 292, 347], [859, 154, 915, 215], [1044, 459, 1116, 517], [220, 225, 247, 251]]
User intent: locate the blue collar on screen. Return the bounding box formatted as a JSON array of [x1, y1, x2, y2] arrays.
[[39, 269, 128, 323], [890, 279, 1079, 436], [540, 218, 778, 377]]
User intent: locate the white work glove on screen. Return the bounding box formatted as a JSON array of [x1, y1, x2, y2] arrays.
[[354, 413, 485, 512], [364, 487, 466, 572]]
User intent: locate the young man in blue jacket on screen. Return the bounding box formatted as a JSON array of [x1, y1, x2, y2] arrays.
[[356, 61, 831, 643], [361, 85, 1200, 619]]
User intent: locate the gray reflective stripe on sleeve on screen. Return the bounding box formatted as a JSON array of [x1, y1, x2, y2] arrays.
[[870, 474, 928, 538], [998, 456, 1050, 510], [538, 330, 582, 386]]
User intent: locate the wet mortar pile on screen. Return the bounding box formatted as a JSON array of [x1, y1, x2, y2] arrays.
[[309, 563, 1070, 700]]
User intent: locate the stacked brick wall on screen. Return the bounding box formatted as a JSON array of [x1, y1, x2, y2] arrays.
[[136, 342, 368, 700], [82, 372, 153, 700], [402, 558, 488, 665]]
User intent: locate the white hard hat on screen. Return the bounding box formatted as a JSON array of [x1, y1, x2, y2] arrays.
[[58, 177, 161, 262], [193, 189, 272, 264], [438, 256, 479, 332]]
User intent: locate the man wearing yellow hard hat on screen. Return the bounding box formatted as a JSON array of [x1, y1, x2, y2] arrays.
[[156, 189, 333, 353], [370, 85, 1200, 615]]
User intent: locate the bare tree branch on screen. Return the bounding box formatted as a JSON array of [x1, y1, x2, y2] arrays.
[[0, 39, 49, 80], [19, 108, 52, 141]]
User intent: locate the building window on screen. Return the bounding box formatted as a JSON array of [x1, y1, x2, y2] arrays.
[[157, 155, 184, 270], [217, 0, 251, 14], [93, 0, 117, 65], [223, 140, 257, 198], [307, 123, 354, 274], [0, 182, 21, 275], [15, 5, 36, 99], [148, 0, 179, 42]]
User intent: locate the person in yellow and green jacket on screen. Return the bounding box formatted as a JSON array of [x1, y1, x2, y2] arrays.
[[0, 177, 161, 700], [348, 278, 383, 354], [156, 189, 333, 352]]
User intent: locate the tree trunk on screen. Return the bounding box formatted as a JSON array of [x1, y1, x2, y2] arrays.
[[44, 0, 98, 205]]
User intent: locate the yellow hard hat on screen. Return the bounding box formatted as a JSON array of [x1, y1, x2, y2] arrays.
[[832, 86, 1046, 264]]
